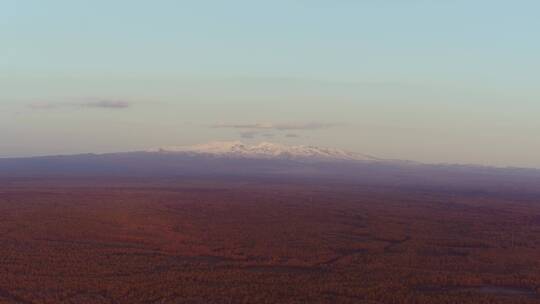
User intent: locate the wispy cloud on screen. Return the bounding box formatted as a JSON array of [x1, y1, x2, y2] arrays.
[[81, 101, 130, 109], [213, 122, 340, 131], [28, 100, 131, 110], [240, 131, 277, 139], [285, 133, 300, 138], [240, 131, 258, 139]]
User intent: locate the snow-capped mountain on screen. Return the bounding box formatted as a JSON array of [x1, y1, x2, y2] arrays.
[[149, 141, 377, 162], [150, 141, 378, 161]]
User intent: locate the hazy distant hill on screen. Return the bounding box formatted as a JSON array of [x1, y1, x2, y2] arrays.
[[1, 141, 540, 196]]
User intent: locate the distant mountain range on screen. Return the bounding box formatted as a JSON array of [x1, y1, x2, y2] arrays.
[[148, 141, 379, 162], [1, 141, 540, 195]]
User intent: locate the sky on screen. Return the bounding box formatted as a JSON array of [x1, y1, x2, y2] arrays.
[[1, 0, 539, 168]]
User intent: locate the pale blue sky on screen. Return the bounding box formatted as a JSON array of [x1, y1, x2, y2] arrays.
[[1, 1, 539, 167]]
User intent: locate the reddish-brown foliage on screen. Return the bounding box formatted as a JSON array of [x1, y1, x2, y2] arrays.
[[0, 178, 539, 303]]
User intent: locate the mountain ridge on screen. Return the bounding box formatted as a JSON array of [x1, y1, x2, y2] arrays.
[[148, 141, 378, 162]]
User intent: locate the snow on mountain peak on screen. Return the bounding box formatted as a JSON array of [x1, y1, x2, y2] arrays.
[[149, 141, 377, 161]]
